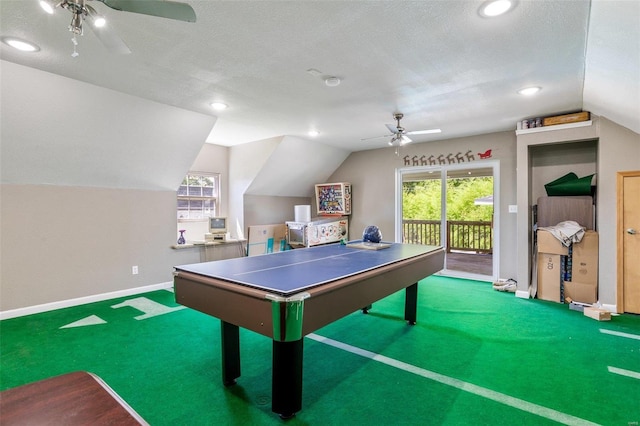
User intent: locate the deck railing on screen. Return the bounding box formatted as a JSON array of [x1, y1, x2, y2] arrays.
[[402, 219, 493, 253]]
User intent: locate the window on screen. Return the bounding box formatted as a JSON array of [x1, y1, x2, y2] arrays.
[[177, 173, 220, 219]]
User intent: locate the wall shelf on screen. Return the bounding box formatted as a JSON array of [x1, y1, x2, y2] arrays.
[[515, 120, 592, 136]]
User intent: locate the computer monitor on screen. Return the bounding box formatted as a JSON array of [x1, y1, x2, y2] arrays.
[[209, 217, 227, 234]]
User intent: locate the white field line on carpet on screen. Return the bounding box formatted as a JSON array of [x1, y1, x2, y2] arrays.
[[307, 333, 600, 426], [600, 330, 640, 380], [607, 366, 640, 380], [599, 329, 640, 340]]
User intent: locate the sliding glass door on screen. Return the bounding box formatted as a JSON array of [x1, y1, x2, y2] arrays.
[[396, 161, 499, 280]]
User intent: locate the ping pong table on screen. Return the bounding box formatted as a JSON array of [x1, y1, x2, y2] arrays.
[[174, 241, 444, 418]]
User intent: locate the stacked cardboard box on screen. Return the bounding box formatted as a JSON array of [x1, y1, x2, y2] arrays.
[[565, 231, 598, 303], [536, 230, 568, 302], [536, 229, 598, 303]]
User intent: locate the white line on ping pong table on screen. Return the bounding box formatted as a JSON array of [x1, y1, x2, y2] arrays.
[[231, 251, 362, 277], [307, 333, 599, 426]]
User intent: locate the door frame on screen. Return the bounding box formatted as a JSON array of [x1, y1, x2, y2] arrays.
[[395, 160, 500, 281], [616, 170, 640, 313]]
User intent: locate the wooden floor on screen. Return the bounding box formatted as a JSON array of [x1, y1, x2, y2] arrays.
[[446, 251, 493, 276]]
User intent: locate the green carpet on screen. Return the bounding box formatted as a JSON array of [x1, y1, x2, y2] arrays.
[[1, 276, 639, 425]]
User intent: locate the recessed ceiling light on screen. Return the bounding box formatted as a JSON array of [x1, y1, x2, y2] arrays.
[[1, 37, 40, 52], [308, 130, 320, 137], [518, 86, 541, 96], [324, 77, 341, 87], [480, 0, 514, 17], [210, 102, 228, 111]]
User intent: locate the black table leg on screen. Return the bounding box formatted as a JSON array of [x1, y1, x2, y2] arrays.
[[221, 321, 240, 386], [404, 282, 418, 325], [272, 339, 303, 419]]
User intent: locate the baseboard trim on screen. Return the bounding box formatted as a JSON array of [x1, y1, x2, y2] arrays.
[[0, 281, 174, 320], [515, 289, 530, 299]]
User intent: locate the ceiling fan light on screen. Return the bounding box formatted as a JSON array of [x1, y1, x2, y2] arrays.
[[69, 13, 83, 35], [94, 16, 107, 28], [308, 130, 320, 137], [410, 129, 442, 135], [39, 0, 55, 14]]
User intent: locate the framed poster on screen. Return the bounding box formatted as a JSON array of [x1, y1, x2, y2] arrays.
[[315, 182, 351, 216]]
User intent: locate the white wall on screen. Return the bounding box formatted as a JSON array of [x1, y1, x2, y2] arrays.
[[176, 143, 231, 242], [0, 61, 215, 191], [228, 137, 281, 238], [227, 135, 350, 238]]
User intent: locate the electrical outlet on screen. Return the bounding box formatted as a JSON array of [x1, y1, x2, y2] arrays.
[[132, 266, 139, 275], [508, 205, 518, 213]]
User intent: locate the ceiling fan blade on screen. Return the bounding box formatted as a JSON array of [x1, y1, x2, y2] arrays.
[[400, 135, 412, 144], [385, 123, 400, 134], [86, 5, 131, 54], [406, 129, 442, 135], [95, 0, 197, 22], [360, 133, 394, 141]]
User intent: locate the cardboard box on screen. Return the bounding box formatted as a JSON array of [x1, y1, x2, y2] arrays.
[[543, 111, 590, 127], [537, 230, 569, 255], [571, 230, 598, 285], [584, 307, 611, 321], [564, 281, 597, 304], [537, 253, 562, 302], [247, 224, 288, 256], [568, 301, 589, 312]]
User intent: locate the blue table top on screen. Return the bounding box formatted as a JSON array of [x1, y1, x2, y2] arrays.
[[175, 242, 440, 296]]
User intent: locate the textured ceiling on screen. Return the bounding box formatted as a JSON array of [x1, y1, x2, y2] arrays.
[[0, 0, 638, 152]]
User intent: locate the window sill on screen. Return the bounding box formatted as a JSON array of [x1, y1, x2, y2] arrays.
[[171, 239, 246, 250]]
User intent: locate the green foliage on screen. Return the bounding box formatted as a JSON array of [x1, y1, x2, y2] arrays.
[[403, 177, 493, 221], [403, 180, 442, 220]]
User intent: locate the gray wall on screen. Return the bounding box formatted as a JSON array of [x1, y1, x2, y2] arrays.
[[597, 117, 640, 307], [327, 131, 518, 280], [515, 116, 639, 307], [0, 63, 216, 313], [243, 195, 312, 233], [0, 185, 198, 311], [1, 62, 637, 314]]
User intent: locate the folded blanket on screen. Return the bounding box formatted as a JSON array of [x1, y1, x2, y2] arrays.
[[538, 220, 585, 246]]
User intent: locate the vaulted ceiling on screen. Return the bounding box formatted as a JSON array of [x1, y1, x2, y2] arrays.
[[1, 0, 638, 153]]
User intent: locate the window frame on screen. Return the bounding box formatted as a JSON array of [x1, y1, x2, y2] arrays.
[[177, 172, 221, 220]]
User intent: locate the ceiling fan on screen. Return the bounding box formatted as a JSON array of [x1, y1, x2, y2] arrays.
[[39, 0, 196, 56], [363, 113, 441, 147]]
